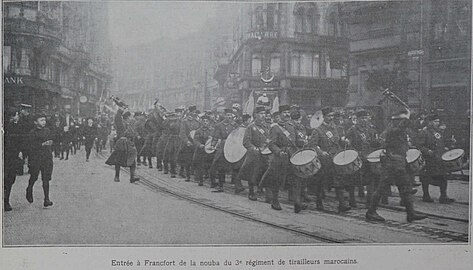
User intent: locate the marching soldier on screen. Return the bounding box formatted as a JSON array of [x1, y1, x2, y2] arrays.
[[178, 105, 201, 181], [105, 108, 140, 183], [308, 107, 350, 213], [162, 109, 183, 178], [192, 115, 215, 186], [260, 105, 301, 211], [237, 106, 270, 201], [416, 114, 456, 203], [133, 112, 147, 166], [346, 109, 380, 206], [366, 108, 427, 223], [209, 108, 239, 192]]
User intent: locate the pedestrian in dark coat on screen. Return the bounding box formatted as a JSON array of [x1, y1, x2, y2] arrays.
[[26, 113, 54, 207], [4, 108, 22, 211], [51, 119, 63, 158], [83, 118, 98, 162]]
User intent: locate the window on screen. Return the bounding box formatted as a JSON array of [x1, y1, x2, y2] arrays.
[[290, 52, 319, 77], [251, 53, 262, 76], [326, 56, 345, 79], [295, 8, 304, 33], [270, 53, 280, 74], [267, 4, 275, 30], [3, 46, 11, 72], [328, 13, 338, 36]]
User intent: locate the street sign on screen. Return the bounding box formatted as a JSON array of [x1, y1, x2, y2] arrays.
[[408, 50, 424, 57]]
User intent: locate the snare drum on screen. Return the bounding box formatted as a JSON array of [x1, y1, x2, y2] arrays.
[[441, 149, 465, 172], [406, 149, 425, 174], [260, 147, 272, 156], [366, 149, 385, 175], [290, 149, 321, 178], [333, 150, 362, 175]]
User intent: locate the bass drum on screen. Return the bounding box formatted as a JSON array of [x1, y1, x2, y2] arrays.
[[224, 127, 247, 163]]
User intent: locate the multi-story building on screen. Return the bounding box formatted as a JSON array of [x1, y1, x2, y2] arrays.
[[218, 2, 349, 113], [3, 1, 112, 116], [341, 0, 470, 141]]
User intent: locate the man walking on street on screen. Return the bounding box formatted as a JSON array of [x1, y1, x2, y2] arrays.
[[26, 113, 54, 207]]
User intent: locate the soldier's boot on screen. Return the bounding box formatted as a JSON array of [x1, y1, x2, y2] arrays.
[[301, 186, 311, 203], [130, 165, 140, 183], [348, 186, 357, 208], [137, 157, 142, 166], [315, 185, 324, 210], [287, 189, 294, 202], [4, 188, 12, 211], [195, 169, 204, 186], [439, 179, 455, 204], [185, 166, 191, 182], [156, 160, 163, 171], [365, 192, 385, 222], [248, 185, 257, 201], [264, 188, 272, 203], [405, 197, 427, 223], [209, 171, 218, 188], [114, 165, 121, 182], [294, 183, 307, 214], [179, 166, 185, 178], [26, 185, 34, 203], [271, 189, 282, 211], [148, 157, 153, 168], [163, 163, 169, 174], [336, 188, 351, 213], [358, 185, 365, 198], [421, 182, 434, 202], [42, 181, 53, 207]]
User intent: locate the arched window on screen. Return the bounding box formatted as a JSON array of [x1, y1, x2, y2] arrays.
[[328, 12, 338, 36], [267, 4, 275, 30], [305, 9, 314, 33]]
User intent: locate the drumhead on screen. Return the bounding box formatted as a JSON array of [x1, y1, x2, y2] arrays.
[[367, 149, 385, 163], [333, 150, 358, 166], [406, 149, 421, 163], [261, 147, 271, 155], [290, 149, 317, 166], [441, 149, 465, 161], [224, 127, 247, 163]]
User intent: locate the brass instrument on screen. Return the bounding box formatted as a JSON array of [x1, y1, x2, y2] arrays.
[[378, 88, 410, 109]]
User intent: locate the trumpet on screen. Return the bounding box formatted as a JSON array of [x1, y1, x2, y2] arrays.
[[110, 95, 128, 110], [379, 88, 410, 109]]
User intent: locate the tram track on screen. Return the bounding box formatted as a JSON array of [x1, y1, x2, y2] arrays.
[[98, 153, 468, 243]]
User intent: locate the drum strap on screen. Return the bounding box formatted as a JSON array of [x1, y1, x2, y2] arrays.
[[254, 125, 268, 138]]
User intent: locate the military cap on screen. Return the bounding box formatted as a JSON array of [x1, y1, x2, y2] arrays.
[[290, 110, 301, 120], [255, 106, 266, 114]]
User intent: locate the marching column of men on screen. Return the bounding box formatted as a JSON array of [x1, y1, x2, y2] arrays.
[[115, 101, 464, 223]]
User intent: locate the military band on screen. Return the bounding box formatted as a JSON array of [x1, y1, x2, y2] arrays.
[[101, 97, 464, 224]]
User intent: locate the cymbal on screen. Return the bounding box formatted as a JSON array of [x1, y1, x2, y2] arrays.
[[310, 110, 324, 129]]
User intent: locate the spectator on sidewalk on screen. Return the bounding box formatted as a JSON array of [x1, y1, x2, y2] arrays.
[[4, 107, 22, 211], [25, 113, 54, 207], [83, 118, 98, 162]]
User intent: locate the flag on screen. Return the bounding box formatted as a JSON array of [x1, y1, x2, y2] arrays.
[[271, 96, 279, 114]]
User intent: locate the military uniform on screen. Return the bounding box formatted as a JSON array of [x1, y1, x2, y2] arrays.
[[237, 119, 270, 199], [162, 116, 181, 177], [416, 125, 455, 203], [366, 117, 427, 222], [4, 119, 22, 210], [192, 124, 215, 186], [178, 116, 201, 180], [210, 118, 239, 190]]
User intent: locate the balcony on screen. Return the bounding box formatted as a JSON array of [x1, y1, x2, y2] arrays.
[[4, 17, 61, 47]]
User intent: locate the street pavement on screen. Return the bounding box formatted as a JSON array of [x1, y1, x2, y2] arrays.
[[3, 148, 322, 245], [3, 147, 470, 245]]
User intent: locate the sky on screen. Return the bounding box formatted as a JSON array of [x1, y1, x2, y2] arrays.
[[108, 1, 218, 48]]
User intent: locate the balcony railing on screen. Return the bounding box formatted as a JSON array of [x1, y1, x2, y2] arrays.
[[4, 17, 61, 43]]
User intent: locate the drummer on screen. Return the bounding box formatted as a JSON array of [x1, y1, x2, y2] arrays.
[[346, 109, 380, 207], [162, 109, 182, 178], [308, 107, 351, 213], [366, 108, 427, 223], [178, 105, 201, 182], [209, 108, 239, 192], [416, 113, 456, 204], [192, 115, 215, 186], [238, 106, 270, 201], [261, 105, 307, 213]]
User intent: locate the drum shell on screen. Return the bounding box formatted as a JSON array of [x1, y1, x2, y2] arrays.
[[333, 151, 363, 175], [406, 150, 425, 175], [290, 150, 321, 179], [441, 149, 465, 173]]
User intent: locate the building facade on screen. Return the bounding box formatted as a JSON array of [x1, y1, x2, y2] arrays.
[[3, 1, 112, 116], [218, 2, 349, 113]]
